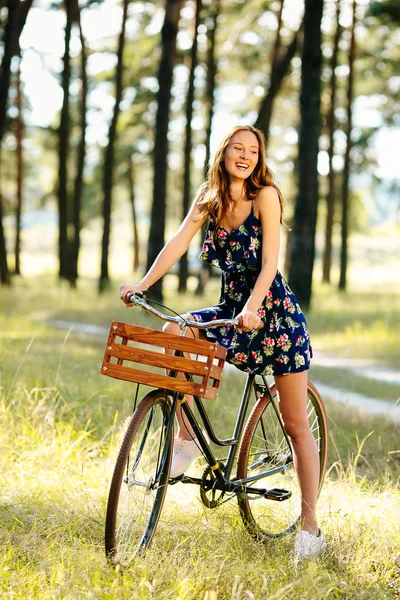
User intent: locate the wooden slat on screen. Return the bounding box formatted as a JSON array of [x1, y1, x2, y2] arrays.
[[111, 322, 218, 357], [109, 344, 212, 377], [102, 363, 204, 396], [209, 364, 223, 379], [101, 363, 220, 400], [117, 336, 128, 366], [203, 386, 218, 400], [215, 344, 228, 360]]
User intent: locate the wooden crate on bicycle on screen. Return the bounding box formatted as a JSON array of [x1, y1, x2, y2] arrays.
[[100, 321, 227, 400]]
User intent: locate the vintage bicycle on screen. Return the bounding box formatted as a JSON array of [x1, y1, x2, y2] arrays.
[[101, 293, 328, 566]]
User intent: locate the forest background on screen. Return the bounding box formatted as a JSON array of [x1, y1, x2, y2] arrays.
[[1, 0, 398, 303], [0, 0, 400, 598]]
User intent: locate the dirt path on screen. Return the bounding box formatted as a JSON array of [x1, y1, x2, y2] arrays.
[[312, 351, 400, 385]]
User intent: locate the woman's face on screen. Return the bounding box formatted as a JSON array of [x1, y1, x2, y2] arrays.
[[223, 130, 259, 181]]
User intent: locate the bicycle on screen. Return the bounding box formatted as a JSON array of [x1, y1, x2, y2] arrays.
[[101, 293, 328, 566]]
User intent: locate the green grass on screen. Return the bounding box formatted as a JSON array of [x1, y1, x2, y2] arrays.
[[1, 277, 400, 598], [307, 286, 400, 369]]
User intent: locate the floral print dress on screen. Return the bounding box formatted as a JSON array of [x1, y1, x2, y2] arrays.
[[189, 207, 312, 376]]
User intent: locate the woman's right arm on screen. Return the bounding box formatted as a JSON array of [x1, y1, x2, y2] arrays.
[[120, 199, 207, 305]]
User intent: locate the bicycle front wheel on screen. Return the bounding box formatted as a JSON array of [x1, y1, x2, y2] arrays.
[[237, 381, 328, 539], [105, 389, 173, 565]]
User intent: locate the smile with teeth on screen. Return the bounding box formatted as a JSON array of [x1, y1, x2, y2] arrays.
[[236, 163, 249, 170]]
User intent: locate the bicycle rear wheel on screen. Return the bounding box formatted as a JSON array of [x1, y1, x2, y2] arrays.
[[237, 381, 328, 539], [105, 389, 173, 565]]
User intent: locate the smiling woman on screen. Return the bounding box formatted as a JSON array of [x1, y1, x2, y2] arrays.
[[119, 124, 326, 560]]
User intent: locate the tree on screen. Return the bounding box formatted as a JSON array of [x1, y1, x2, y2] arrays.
[[0, 0, 33, 142], [288, 0, 324, 309], [0, 0, 33, 285], [57, 0, 88, 285], [321, 0, 342, 284], [127, 156, 140, 272], [58, 2, 72, 280], [99, 0, 129, 291], [71, 3, 88, 284], [203, 0, 220, 180], [146, 0, 183, 302], [255, 1, 303, 153], [14, 58, 24, 275], [178, 0, 202, 293], [195, 0, 221, 296], [339, 0, 357, 291]]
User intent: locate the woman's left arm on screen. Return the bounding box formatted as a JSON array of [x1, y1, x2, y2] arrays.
[[236, 186, 281, 332]]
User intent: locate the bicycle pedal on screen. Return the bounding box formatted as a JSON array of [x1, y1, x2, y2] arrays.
[[263, 487, 291, 502]]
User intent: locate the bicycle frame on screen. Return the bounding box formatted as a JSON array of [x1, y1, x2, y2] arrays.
[[179, 375, 292, 494], [155, 360, 294, 501], [125, 294, 294, 501]]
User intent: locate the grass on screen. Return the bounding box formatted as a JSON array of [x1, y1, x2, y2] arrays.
[[1, 276, 400, 598], [307, 286, 400, 370]]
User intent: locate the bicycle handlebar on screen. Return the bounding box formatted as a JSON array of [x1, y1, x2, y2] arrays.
[[127, 292, 239, 330]]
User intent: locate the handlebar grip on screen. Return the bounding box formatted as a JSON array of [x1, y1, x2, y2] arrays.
[[127, 291, 144, 303]]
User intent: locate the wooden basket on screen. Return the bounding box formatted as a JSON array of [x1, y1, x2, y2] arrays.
[[100, 322, 227, 400]]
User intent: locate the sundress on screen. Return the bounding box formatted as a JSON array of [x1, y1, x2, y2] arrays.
[[189, 206, 313, 376]]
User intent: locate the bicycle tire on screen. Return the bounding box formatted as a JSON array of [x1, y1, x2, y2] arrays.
[[237, 381, 328, 539], [105, 389, 173, 565]]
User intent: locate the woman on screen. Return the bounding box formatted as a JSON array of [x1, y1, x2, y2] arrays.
[[120, 125, 325, 560]]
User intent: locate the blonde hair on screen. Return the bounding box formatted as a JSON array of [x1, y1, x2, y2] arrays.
[[196, 125, 286, 228]]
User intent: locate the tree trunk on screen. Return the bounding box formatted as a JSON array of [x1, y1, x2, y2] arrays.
[[255, 17, 302, 153], [288, 0, 324, 309], [256, 0, 284, 143], [203, 0, 220, 178], [146, 0, 183, 301], [339, 0, 356, 291], [0, 1, 19, 144], [58, 5, 72, 280], [0, 0, 33, 142], [0, 0, 33, 286], [283, 226, 292, 276], [128, 158, 140, 272], [195, 0, 221, 297], [178, 0, 202, 293], [0, 187, 11, 285], [70, 10, 88, 286], [322, 0, 341, 284], [99, 0, 129, 292], [14, 58, 23, 275]]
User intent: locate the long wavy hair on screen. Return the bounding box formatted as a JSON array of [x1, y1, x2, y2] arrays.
[[196, 125, 286, 228]]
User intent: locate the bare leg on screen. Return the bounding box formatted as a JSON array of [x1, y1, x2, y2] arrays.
[[274, 371, 320, 535], [162, 319, 202, 441]]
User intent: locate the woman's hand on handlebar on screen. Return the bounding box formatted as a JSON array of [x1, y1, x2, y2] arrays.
[[119, 283, 148, 307], [235, 308, 264, 333]]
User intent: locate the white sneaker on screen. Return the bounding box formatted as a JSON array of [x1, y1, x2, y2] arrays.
[[293, 529, 326, 561], [169, 438, 202, 478]]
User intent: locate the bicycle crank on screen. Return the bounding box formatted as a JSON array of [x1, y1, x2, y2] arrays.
[[200, 462, 226, 509]]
